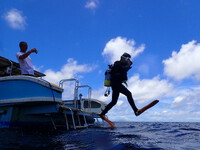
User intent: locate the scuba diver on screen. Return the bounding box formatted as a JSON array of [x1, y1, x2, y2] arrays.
[[100, 52, 142, 120]]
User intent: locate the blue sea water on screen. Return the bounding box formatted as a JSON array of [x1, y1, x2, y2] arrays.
[[0, 122, 200, 150]]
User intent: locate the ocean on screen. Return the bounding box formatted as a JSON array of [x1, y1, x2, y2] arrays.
[[0, 122, 199, 150]]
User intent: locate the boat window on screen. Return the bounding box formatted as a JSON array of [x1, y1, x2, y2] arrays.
[[84, 101, 101, 108]]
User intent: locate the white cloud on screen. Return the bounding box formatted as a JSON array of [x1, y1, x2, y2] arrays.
[[92, 87, 109, 101], [128, 74, 173, 104], [163, 40, 200, 81], [102, 36, 145, 63], [44, 58, 97, 100], [85, 0, 99, 10], [171, 86, 200, 111], [4, 9, 26, 30], [44, 58, 95, 85]]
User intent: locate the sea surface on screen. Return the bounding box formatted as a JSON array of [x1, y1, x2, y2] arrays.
[[0, 122, 200, 150]]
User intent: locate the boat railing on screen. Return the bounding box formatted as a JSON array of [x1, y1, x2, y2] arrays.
[[59, 78, 79, 108], [59, 78, 93, 111], [77, 85, 92, 112]]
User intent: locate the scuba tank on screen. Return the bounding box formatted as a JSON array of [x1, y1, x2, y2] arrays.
[[104, 65, 113, 97], [104, 64, 113, 87]]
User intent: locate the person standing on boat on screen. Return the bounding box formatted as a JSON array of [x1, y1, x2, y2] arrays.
[[16, 41, 38, 76], [100, 53, 141, 120]]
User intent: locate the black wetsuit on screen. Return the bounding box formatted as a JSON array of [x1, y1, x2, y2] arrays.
[[101, 61, 138, 116]]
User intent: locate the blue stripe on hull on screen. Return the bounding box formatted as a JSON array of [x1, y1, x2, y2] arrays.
[[0, 80, 61, 100]]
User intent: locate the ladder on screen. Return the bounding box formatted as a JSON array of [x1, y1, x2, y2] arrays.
[[51, 105, 88, 130]]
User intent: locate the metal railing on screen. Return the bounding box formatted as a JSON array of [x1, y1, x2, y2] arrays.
[[77, 85, 92, 112], [59, 78, 79, 108]]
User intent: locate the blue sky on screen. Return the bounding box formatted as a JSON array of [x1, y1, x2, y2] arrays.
[[1, 0, 200, 122]]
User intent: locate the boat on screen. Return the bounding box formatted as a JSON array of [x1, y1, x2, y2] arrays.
[[0, 56, 106, 129]]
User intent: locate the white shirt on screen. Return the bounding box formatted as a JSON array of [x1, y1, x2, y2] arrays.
[[16, 52, 34, 75]]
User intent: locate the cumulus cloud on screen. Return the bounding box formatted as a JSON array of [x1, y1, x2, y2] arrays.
[[171, 86, 200, 111], [4, 9, 26, 30], [44, 58, 96, 84], [128, 75, 173, 104], [163, 40, 200, 81], [92, 87, 108, 101], [44, 58, 97, 100], [85, 0, 99, 10], [102, 37, 145, 63]]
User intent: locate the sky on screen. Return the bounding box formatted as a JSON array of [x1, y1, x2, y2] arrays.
[[1, 0, 200, 122]]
